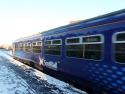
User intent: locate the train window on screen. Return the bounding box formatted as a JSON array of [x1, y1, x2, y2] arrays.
[[115, 43, 125, 63], [67, 38, 80, 44], [32, 46, 41, 53], [25, 46, 30, 52], [37, 41, 42, 46], [114, 32, 125, 63], [66, 37, 83, 58], [66, 44, 83, 58], [44, 39, 61, 55], [84, 44, 102, 60], [32, 42, 37, 46], [44, 45, 61, 55], [16, 43, 23, 50], [66, 35, 103, 60], [52, 40, 61, 44], [19, 43, 23, 50], [116, 33, 125, 41], [32, 41, 41, 53], [25, 42, 31, 52], [83, 36, 101, 43], [83, 35, 103, 60], [27, 42, 31, 46], [45, 40, 51, 45]]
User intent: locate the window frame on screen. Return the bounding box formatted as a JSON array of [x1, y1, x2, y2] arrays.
[[18, 43, 23, 50], [44, 40, 52, 45], [24, 42, 31, 52], [19, 43, 23, 47], [65, 36, 82, 45], [65, 34, 104, 61], [82, 34, 104, 44], [31, 41, 42, 53], [44, 39, 62, 56], [113, 31, 125, 64], [52, 39, 62, 45], [32, 42, 37, 46], [26, 42, 31, 46], [36, 41, 42, 46]]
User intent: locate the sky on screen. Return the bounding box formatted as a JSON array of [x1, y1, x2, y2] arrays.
[[0, 0, 125, 45]]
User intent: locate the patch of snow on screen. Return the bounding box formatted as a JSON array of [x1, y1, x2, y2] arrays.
[[33, 69, 86, 94], [1, 50, 87, 94], [0, 55, 35, 94], [3, 50, 12, 56]]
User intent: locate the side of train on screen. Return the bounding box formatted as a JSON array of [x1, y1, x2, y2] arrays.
[[13, 9, 125, 94]]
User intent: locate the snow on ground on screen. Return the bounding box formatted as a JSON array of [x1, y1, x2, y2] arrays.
[[0, 49, 87, 94], [0, 52, 35, 94]]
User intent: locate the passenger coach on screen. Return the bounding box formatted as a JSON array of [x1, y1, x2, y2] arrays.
[[13, 9, 125, 94]]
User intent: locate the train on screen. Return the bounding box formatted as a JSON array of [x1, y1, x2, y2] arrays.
[[13, 9, 125, 94]]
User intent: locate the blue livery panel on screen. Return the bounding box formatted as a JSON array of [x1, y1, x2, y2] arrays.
[[13, 9, 125, 94]]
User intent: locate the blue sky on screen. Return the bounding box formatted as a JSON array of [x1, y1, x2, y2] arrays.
[[0, 0, 125, 45]]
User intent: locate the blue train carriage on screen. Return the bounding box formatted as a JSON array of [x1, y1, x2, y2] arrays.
[[13, 33, 44, 69], [42, 9, 125, 94], [13, 9, 125, 94]]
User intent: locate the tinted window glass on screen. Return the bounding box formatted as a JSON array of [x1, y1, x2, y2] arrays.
[[117, 33, 125, 41], [25, 46, 31, 52], [20, 46, 23, 50], [45, 41, 51, 45], [84, 44, 102, 60], [37, 42, 42, 46], [52, 40, 61, 44], [83, 36, 101, 43], [32, 46, 41, 53], [66, 35, 103, 60], [17, 43, 23, 50], [44, 45, 61, 55], [32, 42, 36, 46], [114, 33, 125, 63], [44, 39, 61, 55], [115, 43, 125, 63], [66, 44, 83, 58], [67, 38, 80, 43]]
